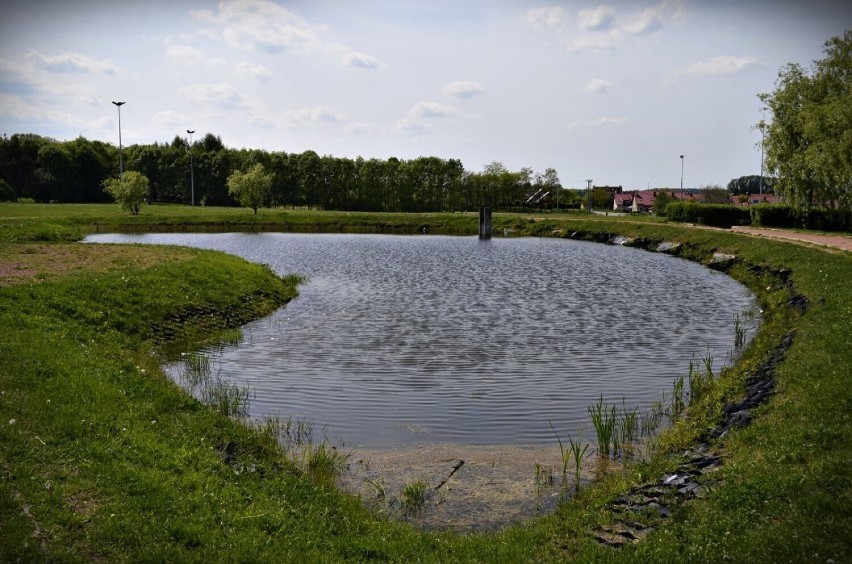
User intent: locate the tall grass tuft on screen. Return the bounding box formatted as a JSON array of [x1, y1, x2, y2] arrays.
[[670, 375, 686, 422], [734, 313, 746, 349], [301, 442, 349, 486], [401, 479, 429, 511], [619, 399, 639, 460], [688, 349, 716, 407], [550, 422, 589, 491], [200, 377, 251, 418], [588, 395, 617, 457]]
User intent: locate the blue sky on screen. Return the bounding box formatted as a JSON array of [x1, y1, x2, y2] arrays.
[[1, 0, 849, 189]]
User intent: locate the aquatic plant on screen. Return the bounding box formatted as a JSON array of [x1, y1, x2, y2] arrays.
[[200, 376, 251, 418], [588, 395, 617, 457], [401, 479, 429, 511]]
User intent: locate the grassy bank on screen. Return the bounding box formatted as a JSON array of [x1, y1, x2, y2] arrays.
[[1, 203, 849, 561]]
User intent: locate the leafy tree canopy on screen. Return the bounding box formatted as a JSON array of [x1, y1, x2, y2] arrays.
[[759, 30, 852, 209], [103, 171, 150, 215], [227, 163, 273, 214]]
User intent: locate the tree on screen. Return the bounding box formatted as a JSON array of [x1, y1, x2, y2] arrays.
[[700, 185, 731, 204], [654, 191, 675, 216], [727, 175, 774, 195], [103, 171, 149, 215], [227, 163, 273, 214], [759, 31, 852, 209]]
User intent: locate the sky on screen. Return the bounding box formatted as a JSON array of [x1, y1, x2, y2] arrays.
[[1, 1, 850, 190]]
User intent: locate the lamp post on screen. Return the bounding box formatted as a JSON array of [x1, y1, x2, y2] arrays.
[[758, 121, 765, 197], [187, 129, 196, 206], [679, 155, 684, 191], [112, 101, 125, 180], [586, 178, 593, 213]]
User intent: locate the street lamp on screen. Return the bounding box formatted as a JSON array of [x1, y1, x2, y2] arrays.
[[112, 101, 125, 180], [586, 178, 593, 213], [758, 121, 765, 197], [679, 155, 684, 191], [187, 129, 196, 206]]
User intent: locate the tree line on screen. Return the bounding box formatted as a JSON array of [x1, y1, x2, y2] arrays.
[[0, 132, 572, 213]]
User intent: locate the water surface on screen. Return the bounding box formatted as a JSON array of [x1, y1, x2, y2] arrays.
[[85, 233, 757, 449]]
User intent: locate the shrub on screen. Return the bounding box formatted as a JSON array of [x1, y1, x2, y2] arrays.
[[750, 204, 797, 228], [666, 202, 751, 228], [751, 204, 852, 231], [0, 178, 15, 201]]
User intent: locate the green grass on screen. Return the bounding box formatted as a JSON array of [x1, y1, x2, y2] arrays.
[[0, 202, 850, 561]]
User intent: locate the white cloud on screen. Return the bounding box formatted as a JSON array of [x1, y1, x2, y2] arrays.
[[583, 78, 613, 94], [345, 122, 380, 135], [341, 51, 386, 70], [622, 0, 684, 35], [681, 56, 764, 76], [177, 83, 246, 108], [525, 6, 566, 30], [0, 93, 42, 120], [191, 0, 320, 54], [409, 101, 456, 119], [568, 116, 628, 129], [442, 81, 485, 100], [285, 106, 343, 124], [165, 45, 207, 65], [236, 61, 272, 80], [153, 110, 190, 127], [393, 116, 432, 135], [25, 50, 118, 74], [578, 6, 617, 32]]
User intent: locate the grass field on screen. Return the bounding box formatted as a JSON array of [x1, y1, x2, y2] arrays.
[[1, 202, 849, 561]]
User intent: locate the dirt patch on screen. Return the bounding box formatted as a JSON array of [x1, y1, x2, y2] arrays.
[[0, 243, 193, 287], [339, 443, 615, 533]]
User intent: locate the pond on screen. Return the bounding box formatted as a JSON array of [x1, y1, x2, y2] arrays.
[[85, 233, 758, 450]]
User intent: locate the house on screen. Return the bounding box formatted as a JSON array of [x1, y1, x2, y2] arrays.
[[613, 193, 633, 212], [734, 193, 777, 207], [613, 189, 705, 214]]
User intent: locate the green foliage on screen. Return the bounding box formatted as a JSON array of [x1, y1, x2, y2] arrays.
[[700, 185, 732, 204], [759, 31, 852, 209], [666, 202, 751, 227], [401, 479, 429, 510], [103, 170, 150, 215], [0, 177, 15, 201], [654, 191, 675, 216], [727, 175, 775, 195], [227, 163, 273, 214], [750, 204, 851, 231]]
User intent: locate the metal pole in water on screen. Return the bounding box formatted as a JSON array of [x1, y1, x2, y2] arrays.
[[479, 206, 492, 239]]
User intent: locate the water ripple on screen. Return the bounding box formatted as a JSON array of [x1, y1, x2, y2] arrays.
[[85, 233, 759, 448]]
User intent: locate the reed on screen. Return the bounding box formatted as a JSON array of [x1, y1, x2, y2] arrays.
[[200, 376, 251, 418], [734, 312, 746, 349], [588, 395, 617, 457]]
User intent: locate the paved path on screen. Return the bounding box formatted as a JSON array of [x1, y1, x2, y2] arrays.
[[730, 226, 852, 252]]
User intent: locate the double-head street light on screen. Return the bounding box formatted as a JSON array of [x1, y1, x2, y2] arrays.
[[112, 101, 125, 180], [187, 129, 196, 206]]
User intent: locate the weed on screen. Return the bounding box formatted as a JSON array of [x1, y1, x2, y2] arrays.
[[671, 375, 686, 422], [301, 442, 349, 485], [688, 350, 716, 407], [619, 400, 639, 461], [588, 395, 617, 457], [534, 462, 554, 492], [734, 312, 746, 349], [401, 479, 429, 511], [200, 377, 251, 418]]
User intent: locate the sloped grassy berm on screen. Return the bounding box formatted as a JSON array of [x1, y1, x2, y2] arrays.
[[0, 205, 849, 561]]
